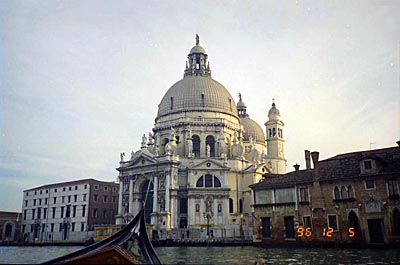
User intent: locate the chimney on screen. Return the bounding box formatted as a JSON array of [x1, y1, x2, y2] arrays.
[[294, 163, 300, 171], [311, 151, 319, 168], [305, 150, 311, 170]]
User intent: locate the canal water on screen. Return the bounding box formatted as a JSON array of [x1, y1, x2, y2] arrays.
[[1, 245, 399, 264]]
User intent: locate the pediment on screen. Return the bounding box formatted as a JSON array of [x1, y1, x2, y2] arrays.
[[126, 150, 157, 168], [244, 163, 271, 174], [189, 159, 230, 171]]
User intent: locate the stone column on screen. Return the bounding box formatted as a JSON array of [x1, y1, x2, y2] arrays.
[[132, 194, 142, 217], [129, 179, 134, 215], [165, 172, 170, 212], [116, 180, 124, 224], [118, 180, 123, 215], [153, 175, 158, 212]]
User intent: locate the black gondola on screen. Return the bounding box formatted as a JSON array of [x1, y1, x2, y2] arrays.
[[42, 209, 162, 264]]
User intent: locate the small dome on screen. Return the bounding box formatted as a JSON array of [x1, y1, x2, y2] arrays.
[[268, 102, 281, 120], [190, 45, 206, 54], [157, 76, 237, 118], [240, 116, 266, 144], [237, 99, 246, 108]]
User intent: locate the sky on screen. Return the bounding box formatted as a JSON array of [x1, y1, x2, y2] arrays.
[[1, 0, 399, 212]]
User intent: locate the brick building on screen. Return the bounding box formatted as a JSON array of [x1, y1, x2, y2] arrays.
[[250, 142, 400, 245], [21, 179, 119, 243]]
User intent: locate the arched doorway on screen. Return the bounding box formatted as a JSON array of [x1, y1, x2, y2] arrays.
[[141, 180, 154, 224], [348, 210, 360, 238]]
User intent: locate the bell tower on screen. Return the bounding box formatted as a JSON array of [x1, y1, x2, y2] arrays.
[[265, 100, 286, 174]]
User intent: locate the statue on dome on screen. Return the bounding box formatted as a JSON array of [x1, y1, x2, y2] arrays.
[[196, 34, 199, 45]]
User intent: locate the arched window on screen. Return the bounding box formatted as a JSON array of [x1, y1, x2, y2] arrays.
[[162, 138, 169, 155], [334, 186, 340, 199], [229, 198, 233, 213], [196, 176, 204, 187], [393, 208, 400, 236], [348, 185, 354, 198], [4, 223, 12, 238], [341, 186, 347, 199], [192, 135, 200, 157], [348, 210, 360, 237], [239, 198, 243, 213], [272, 128, 276, 137], [268, 129, 272, 138], [141, 180, 154, 224], [205, 135, 215, 157], [214, 176, 221, 187]]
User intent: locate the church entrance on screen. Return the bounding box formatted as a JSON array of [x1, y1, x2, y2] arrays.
[[141, 180, 154, 224]]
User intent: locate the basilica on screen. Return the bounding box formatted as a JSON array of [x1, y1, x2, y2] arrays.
[[115, 35, 287, 240]]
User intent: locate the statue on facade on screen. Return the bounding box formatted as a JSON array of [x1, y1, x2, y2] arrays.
[[120, 152, 125, 162], [148, 132, 154, 145], [130, 151, 135, 160], [206, 144, 211, 157], [141, 134, 147, 149]]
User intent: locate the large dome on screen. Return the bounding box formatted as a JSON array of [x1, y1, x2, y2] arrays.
[[157, 76, 238, 118], [240, 116, 265, 144]]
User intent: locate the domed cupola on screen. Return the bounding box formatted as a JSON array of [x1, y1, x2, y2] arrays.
[[156, 35, 238, 120], [184, 34, 211, 78], [237, 93, 266, 144], [268, 100, 281, 121]]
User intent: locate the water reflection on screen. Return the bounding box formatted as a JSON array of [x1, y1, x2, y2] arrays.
[[0, 246, 399, 264]]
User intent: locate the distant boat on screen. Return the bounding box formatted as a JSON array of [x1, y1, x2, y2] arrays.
[[42, 209, 162, 264]]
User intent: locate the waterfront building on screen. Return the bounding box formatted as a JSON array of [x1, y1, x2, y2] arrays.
[[116, 35, 287, 241], [21, 179, 119, 242], [251, 141, 400, 245], [0, 211, 21, 243]]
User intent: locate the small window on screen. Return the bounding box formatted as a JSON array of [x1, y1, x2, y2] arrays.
[[81, 223, 85, 232], [218, 204, 222, 212], [327, 214, 339, 231], [69, 186, 72, 191], [54, 188, 57, 193], [94, 194, 98, 202], [75, 185, 78, 190], [388, 180, 399, 196], [26, 192, 29, 196], [364, 160, 372, 170], [104, 186, 108, 191], [365, 180, 375, 190], [214, 176, 221, 187], [229, 198, 234, 213], [94, 185, 99, 190], [74, 194, 77, 202], [84, 184, 87, 189], [205, 174, 212, 187], [113, 187, 117, 192], [103, 195, 108, 203], [53, 197, 57, 204], [299, 188, 309, 202], [40, 190, 42, 194], [334, 186, 340, 199], [34, 191, 37, 195], [46, 189, 49, 194], [63, 187, 66, 192], [303, 216, 312, 228], [195, 204, 200, 212]]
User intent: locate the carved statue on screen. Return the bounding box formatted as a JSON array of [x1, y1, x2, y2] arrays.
[[187, 138, 193, 158], [196, 34, 199, 45], [130, 151, 135, 160], [120, 152, 125, 162], [148, 132, 154, 145], [141, 134, 147, 147], [206, 144, 211, 157]]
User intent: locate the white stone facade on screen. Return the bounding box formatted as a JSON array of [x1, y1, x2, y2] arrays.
[[116, 36, 287, 240]]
